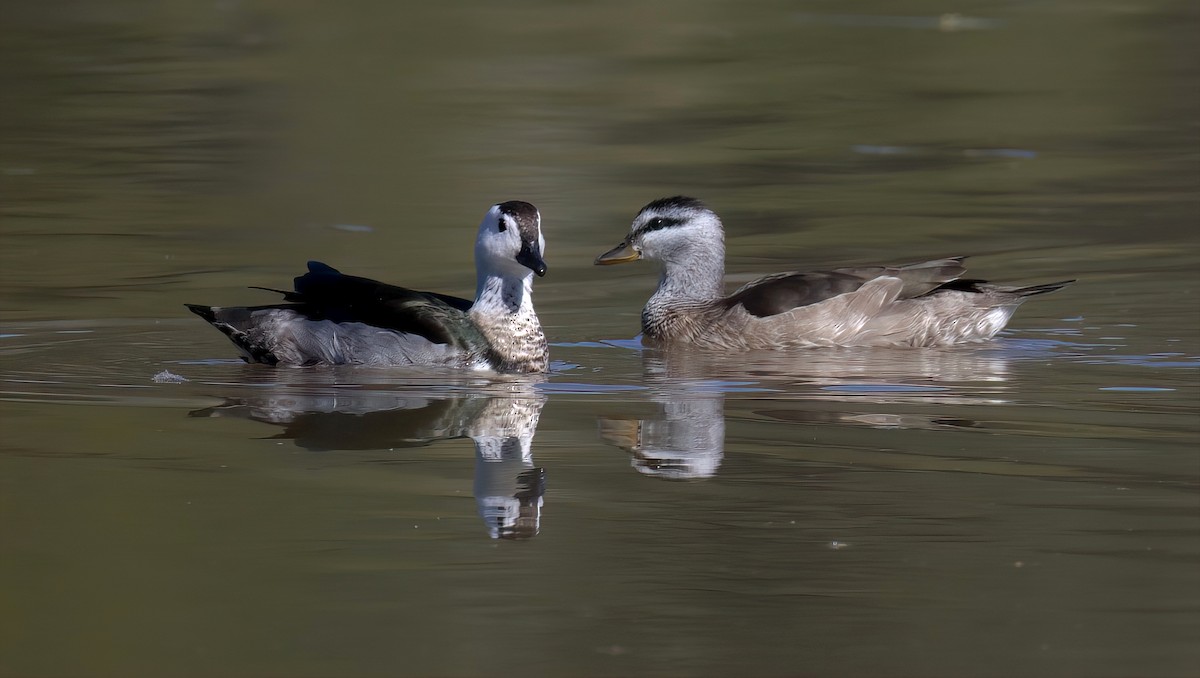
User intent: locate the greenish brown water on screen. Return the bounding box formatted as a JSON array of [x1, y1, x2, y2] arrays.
[[2, 2, 1198, 677]]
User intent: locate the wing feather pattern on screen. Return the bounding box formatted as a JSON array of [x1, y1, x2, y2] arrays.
[[726, 257, 968, 318], [287, 261, 483, 351]]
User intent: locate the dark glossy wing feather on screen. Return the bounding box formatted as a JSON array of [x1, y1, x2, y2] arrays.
[[285, 261, 484, 350], [727, 257, 969, 318]]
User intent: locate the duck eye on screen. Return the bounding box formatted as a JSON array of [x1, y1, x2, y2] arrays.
[[497, 217, 507, 232], [644, 216, 675, 232]]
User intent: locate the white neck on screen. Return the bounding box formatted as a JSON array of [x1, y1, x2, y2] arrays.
[[469, 271, 547, 373], [474, 270, 534, 316]]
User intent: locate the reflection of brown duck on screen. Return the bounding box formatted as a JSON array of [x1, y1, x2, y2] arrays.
[[598, 387, 725, 480], [596, 196, 1073, 349], [639, 343, 1016, 401], [192, 388, 547, 539], [595, 345, 1026, 482]]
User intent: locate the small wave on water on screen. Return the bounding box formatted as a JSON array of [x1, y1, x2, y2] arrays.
[[2, 318, 1192, 410]]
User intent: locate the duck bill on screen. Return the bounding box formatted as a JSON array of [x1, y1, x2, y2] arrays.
[[595, 241, 640, 265], [516, 244, 547, 277]]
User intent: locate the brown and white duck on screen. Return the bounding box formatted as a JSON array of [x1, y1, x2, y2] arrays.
[[595, 196, 1073, 350]]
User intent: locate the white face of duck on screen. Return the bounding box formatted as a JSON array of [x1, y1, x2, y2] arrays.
[[475, 201, 547, 279], [595, 196, 724, 267]]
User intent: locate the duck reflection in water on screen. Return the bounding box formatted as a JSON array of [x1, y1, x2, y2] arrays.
[[191, 384, 546, 539], [599, 344, 1025, 480], [598, 377, 725, 481]]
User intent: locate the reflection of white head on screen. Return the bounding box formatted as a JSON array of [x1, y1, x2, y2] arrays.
[[477, 494, 543, 540], [641, 388, 724, 479], [471, 396, 546, 538], [600, 383, 725, 480], [630, 448, 723, 480]]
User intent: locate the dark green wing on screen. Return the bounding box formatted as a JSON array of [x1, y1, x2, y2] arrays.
[[285, 261, 491, 353]]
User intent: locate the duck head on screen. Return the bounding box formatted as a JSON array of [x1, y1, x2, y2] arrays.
[[477, 201, 547, 278], [595, 196, 724, 267]]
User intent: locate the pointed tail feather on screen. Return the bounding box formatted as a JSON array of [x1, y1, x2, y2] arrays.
[[1010, 280, 1075, 297], [186, 304, 255, 330], [185, 303, 217, 323], [185, 304, 262, 330], [248, 286, 301, 301], [185, 304, 279, 364]]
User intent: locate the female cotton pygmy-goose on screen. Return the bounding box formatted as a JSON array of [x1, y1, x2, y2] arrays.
[[595, 196, 1073, 350], [187, 201, 549, 372]]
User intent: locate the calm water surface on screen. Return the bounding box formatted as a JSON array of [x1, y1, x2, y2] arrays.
[[2, 2, 1198, 677]]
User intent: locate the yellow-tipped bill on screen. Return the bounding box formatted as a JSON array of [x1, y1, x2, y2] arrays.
[[594, 241, 640, 265]]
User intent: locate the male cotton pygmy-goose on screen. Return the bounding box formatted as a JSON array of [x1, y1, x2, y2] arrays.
[[595, 196, 1073, 350], [187, 201, 549, 372]]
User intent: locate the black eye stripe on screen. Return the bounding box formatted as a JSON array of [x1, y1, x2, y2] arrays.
[[641, 216, 680, 233]]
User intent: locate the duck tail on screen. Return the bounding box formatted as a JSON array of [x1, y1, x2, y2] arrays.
[[184, 304, 280, 364], [186, 304, 268, 336], [1010, 280, 1075, 297], [185, 303, 218, 323], [248, 286, 302, 301]]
